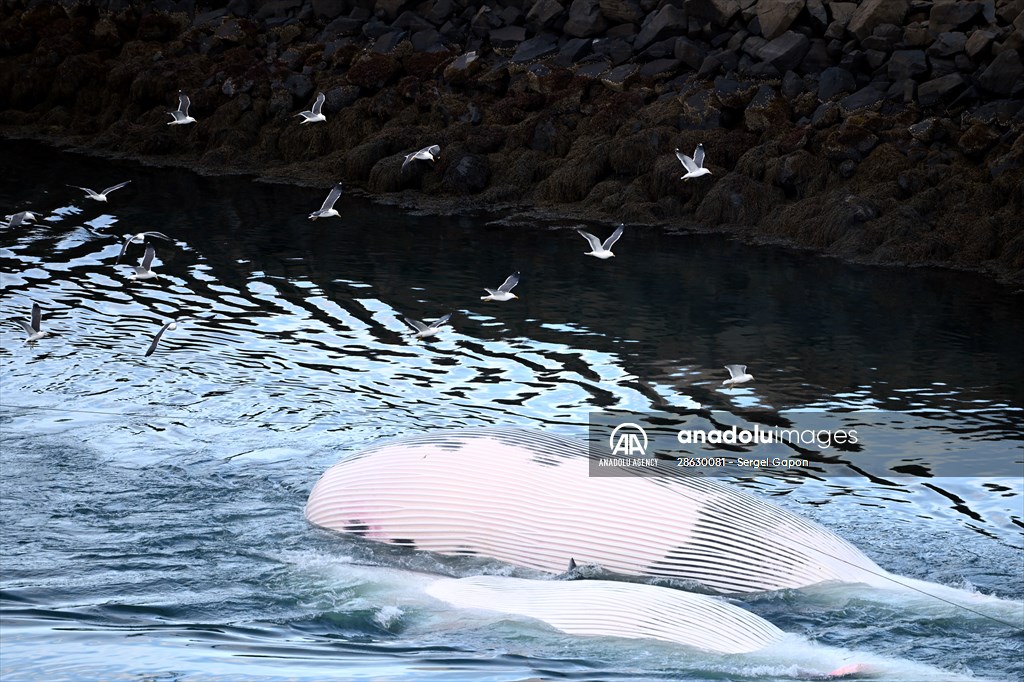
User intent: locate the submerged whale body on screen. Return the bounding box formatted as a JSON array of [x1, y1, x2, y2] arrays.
[[424, 575, 784, 654], [305, 428, 891, 594]]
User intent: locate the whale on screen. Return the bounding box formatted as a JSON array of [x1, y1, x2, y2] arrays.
[[305, 428, 892, 595]]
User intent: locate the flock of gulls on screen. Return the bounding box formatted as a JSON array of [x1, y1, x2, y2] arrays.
[[4, 90, 751, 389]]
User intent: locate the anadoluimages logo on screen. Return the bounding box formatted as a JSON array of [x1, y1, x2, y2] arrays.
[[609, 422, 649, 456]]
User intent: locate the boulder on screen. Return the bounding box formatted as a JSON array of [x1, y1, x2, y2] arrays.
[[847, 0, 909, 40], [929, 1, 982, 35], [757, 30, 810, 72], [928, 32, 968, 57], [978, 48, 1024, 95], [888, 49, 928, 81], [525, 0, 566, 30], [635, 5, 689, 51], [684, 0, 740, 27], [818, 66, 857, 100], [512, 34, 559, 62], [917, 72, 967, 105], [964, 29, 996, 58], [442, 153, 490, 194], [565, 0, 608, 37], [599, 0, 643, 24], [674, 36, 707, 69], [757, 0, 805, 41]]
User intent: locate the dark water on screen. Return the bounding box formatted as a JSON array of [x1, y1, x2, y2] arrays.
[[1, 139, 1022, 681]]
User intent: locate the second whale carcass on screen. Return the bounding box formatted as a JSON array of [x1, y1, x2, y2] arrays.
[[305, 428, 891, 594]]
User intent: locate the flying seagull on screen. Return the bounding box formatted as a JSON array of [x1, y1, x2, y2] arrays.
[[308, 183, 343, 220], [130, 245, 159, 280], [168, 91, 196, 125], [69, 181, 131, 202], [145, 319, 185, 357], [117, 231, 172, 263], [403, 312, 452, 339], [13, 303, 46, 342], [723, 364, 754, 388], [4, 211, 37, 228], [481, 272, 520, 301], [296, 92, 326, 124], [401, 145, 440, 171], [578, 224, 624, 259], [676, 144, 711, 180]]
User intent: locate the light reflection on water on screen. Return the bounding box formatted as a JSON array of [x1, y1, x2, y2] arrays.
[[1, 140, 1022, 680]]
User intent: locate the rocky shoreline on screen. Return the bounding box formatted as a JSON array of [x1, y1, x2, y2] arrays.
[[1, 0, 1022, 285]]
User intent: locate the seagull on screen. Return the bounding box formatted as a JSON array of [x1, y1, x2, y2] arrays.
[[130, 245, 159, 280], [676, 144, 712, 180], [723, 364, 754, 388], [403, 312, 452, 339], [117, 231, 172, 263], [308, 183, 343, 220], [481, 272, 520, 301], [401, 145, 440, 171], [296, 92, 326, 124], [13, 303, 46, 342], [69, 181, 131, 202], [168, 91, 196, 125], [578, 224, 624, 259], [4, 211, 37, 228], [145, 319, 185, 357]]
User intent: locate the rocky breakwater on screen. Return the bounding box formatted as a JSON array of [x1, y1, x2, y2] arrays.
[[0, 0, 1022, 283]]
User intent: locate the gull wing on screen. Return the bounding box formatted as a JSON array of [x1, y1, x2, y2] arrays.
[[401, 152, 415, 170], [602, 224, 625, 250], [321, 184, 343, 211], [724, 364, 747, 378], [142, 231, 172, 241], [497, 272, 520, 293], [675, 149, 698, 173], [142, 245, 155, 270], [403, 317, 429, 333], [430, 312, 453, 329], [693, 143, 706, 169], [101, 180, 131, 196], [69, 185, 97, 197], [425, 145, 440, 158], [311, 92, 325, 115], [145, 321, 174, 357], [577, 230, 603, 251], [15, 319, 34, 336], [178, 91, 191, 114], [117, 235, 133, 262], [7, 213, 24, 229], [31, 303, 41, 332]]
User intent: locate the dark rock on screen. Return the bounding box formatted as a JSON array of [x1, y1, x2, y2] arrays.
[[782, 70, 804, 98], [593, 36, 634, 65], [964, 98, 1024, 124], [443, 50, 480, 83], [698, 49, 740, 76], [908, 116, 946, 142], [958, 122, 1000, 156], [372, 30, 407, 54], [283, 73, 314, 100], [425, 0, 455, 25], [325, 85, 359, 112], [757, 0, 804, 40], [839, 84, 887, 112], [674, 37, 707, 69], [838, 159, 857, 177], [799, 38, 831, 73], [576, 60, 611, 78], [640, 58, 682, 78], [929, 1, 982, 35], [917, 72, 966, 105], [743, 84, 781, 132], [393, 11, 434, 31], [865, 49, 888, 69], [757, 30, 810, 72], [525, 0, 566, 31], [566, 0, 608, 37], [556, 37, 593, 64], [442, 153, 489, 194], [410, 28, 448, 52], [311, 0, 346, 18], [811, 101, 841, 127], [818, 66, 857, 100], [964, 29, 996, 58], [600, 0, 643, 24], [512, 33, 560, 62], [601, 63, 639, 90], [888, 50, 928, 81], [641, 37, 678, 60], [929, 56, 960, 78], [903, 22, 932, 47], [805, 0, 829, 28], [490, 25, 527, 48], [848, 0, 909, 40], [635, 5, 688, 51], [928, 31, 968, 57], [978, 48, 1024, 95], [685, 0, 741, 27]]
